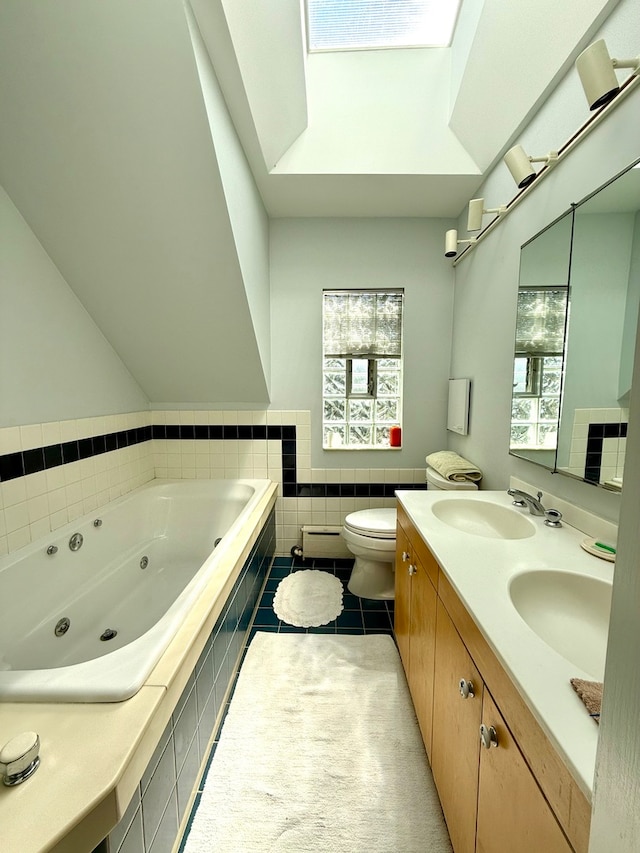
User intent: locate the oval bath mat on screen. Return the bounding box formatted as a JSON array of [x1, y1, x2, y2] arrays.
[[273, 570, 344, 627]]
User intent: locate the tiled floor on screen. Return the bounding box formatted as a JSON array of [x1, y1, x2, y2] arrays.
[[251, 555, 395, 636], [177, 555, 395, 851]]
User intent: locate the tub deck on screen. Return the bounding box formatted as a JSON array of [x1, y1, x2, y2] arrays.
[[0, 479, 278, 853]]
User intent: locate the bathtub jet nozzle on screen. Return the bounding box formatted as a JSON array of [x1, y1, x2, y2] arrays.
[[100, 628, 118, 642]]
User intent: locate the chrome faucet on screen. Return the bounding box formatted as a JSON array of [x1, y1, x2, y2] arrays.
[[507, 488, 546, 516]]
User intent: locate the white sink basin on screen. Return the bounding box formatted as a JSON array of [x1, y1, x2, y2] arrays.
[[431, 499, 536, 540], [509, 570, 612, 680]]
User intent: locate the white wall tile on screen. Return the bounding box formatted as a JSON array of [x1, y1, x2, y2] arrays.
[[0, 427, 21, 454]]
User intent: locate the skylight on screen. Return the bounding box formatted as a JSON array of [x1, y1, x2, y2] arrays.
[[306, 0, 461, 52]]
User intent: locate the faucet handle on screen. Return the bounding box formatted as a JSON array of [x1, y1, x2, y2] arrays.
[[544, 508, 563, 528]]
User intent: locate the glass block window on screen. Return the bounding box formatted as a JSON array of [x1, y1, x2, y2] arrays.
[[511, 356, 563, 450], [512, 286, 567, 452], [323, 291, 403, 449]]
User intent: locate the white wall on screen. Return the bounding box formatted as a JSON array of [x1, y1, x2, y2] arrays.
[[270, 218, 456, 469], [0, 187, 147, 427], [448, 0, 640, 524], [186, 5, 272, 392]]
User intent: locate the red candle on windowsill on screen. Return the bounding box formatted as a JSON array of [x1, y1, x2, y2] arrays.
[[389, 426, 402, 447]]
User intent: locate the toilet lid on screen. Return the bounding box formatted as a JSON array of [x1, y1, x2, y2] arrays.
[[344, 508, 397, 539]]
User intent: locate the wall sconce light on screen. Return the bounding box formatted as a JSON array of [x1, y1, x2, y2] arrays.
[[576, 39, 639, 110], [467, 198, 507, 232], [444, 229, 476, 259], [503, 145, 559, 189]]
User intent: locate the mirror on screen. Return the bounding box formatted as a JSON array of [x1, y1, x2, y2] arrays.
[[510, 211, 572, 467], [510, 157, 640, 491]]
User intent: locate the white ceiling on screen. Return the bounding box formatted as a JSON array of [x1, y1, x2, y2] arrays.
[[0, 0, 622, 403], [197, 0, 621, 217]]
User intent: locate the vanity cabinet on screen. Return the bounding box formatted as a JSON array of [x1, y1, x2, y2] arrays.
[[395, 507, 438, 758], [395, 509, 589, 853], [431, 597, 483, 853], [476, 690, 572, 853]]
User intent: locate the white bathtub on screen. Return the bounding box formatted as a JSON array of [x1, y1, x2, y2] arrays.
[[0, 478, 273, 703]]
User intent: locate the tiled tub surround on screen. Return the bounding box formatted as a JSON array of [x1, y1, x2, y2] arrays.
[[0, 412, 154, 556], [101, 512, 276, 853], [564, 407, 628, 485], [0, 488, 276, 853], [0, 410, 428, 557]]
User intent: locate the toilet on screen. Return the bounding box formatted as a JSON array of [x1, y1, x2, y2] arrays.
[[343, 470, 479, 600], [343, 508, 397, 600]]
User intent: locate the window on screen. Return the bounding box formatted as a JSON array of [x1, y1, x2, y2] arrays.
[[510, 288, 567, 450], [306, 0, 461, 52], [322, 289, 403, 449]]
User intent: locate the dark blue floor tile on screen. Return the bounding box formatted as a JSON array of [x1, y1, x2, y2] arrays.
[[336, 610, 364, 629], [272, 556, 294, 568], [258, 591, 275, 608], [264, 577, 282, 591], [363, 610, 393, 630], [279, 624, 307, 633], [360, 597, 391, 611], [309, 625, 336, 633], [268, 565, 293, 579], [334, 566, 353, 581], [342, 592, 361, 610], [309, 557, 333, 569], [253, 607, 281, 627], [338, 627, 367, 634]]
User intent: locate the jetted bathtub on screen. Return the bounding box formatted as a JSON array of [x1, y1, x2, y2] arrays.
[[0, 478, 273, 703]]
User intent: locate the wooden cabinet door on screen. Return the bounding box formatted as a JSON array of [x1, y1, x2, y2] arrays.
[[408, 554, 438, 758], [431, 598, 483, 853], [476, 690, 573, 853], [394, 522, 412, 674]]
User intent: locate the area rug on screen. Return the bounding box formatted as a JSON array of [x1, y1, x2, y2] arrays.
[[272, 569, 344, 627], [182, 632, 452, 853]]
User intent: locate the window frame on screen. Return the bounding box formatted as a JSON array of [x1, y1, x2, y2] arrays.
[[322, 289, 404, 450]]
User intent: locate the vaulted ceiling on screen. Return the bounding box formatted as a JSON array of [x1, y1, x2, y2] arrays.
[[0, 0, 620, 403]]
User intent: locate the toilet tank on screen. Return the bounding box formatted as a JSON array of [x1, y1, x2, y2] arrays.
[[426, 467, 479, 491]]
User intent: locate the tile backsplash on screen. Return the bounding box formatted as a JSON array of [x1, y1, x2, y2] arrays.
[[0, 409, 427, 556], [566, 407, 628, 487]]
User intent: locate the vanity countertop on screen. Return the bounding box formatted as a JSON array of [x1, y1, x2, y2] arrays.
[[396, 488, 615, 799]]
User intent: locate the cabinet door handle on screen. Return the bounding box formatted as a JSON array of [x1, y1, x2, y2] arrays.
[[402, 551, 410, 562], [459, 678, 475, 699], [479, 724, 499, 749], [408, 564, 417, 576]]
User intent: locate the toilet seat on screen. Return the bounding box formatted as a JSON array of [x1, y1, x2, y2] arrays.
[[344, 508, 396, 539]]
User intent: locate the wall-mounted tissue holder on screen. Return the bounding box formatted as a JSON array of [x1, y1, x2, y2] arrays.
[[447, 378, 471, 435]]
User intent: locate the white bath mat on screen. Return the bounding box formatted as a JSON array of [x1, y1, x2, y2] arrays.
[[183, 632, 452, 853], [272, 569, 344, 627]]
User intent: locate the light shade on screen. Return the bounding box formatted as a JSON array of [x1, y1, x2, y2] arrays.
[[445, 229, 458, 258], [576, 39, 620, 110], [467, 199, 485, 232], [504, 145, 536, 189]]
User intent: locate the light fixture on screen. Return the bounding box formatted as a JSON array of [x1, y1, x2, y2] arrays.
[[444, 230, 476, 259], [575, 39, 639, 110], [467, 199, 507, 232], [503, 145, 559, 189]]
